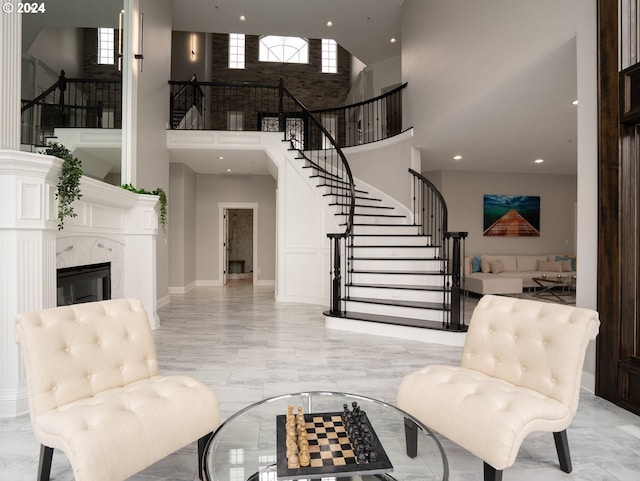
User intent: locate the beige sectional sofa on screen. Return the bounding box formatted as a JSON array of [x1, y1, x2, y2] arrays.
[[463, 254, 576, 295]]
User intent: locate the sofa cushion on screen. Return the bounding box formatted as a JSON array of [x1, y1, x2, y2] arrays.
[[472, 255, 482, 272], [490, 260, 505, 273], [482, 255, 517, 272], [537, 260, 563, 272], [481, 259, 491, 273], [516, 255, 548, 272], [560, 260, 573, 271]]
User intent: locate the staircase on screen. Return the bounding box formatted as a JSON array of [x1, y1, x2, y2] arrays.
[[297, 154, 454, 330]]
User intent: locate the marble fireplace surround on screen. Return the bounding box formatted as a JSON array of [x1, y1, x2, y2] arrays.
[[0, 150, 159, 417]]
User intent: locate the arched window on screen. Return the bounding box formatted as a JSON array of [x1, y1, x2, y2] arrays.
[[259, 36, 308, 64]]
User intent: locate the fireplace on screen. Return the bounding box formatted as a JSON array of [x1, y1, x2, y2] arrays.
[[57, 262, 111, 306]]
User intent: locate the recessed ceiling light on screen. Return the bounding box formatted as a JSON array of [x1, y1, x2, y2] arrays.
[[326, 20, 333, 27], [218, 156, 224, 160], [226, 168, 232, 172], [534, 158, 544, 164], [572, 100, 578, 106], [239, 15, 246, 22], [453, 155, 462, 160], [390, 37, 397, 43]]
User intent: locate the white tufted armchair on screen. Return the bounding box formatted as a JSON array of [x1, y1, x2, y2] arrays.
[[397, 294, 600, 481], [15, 298, 220, 481]]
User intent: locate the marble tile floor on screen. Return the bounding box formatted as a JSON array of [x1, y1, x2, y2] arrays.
[[2, 282, 639, 481]]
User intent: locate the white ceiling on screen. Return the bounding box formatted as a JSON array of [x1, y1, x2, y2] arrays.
[[23, 0, 577, 177]]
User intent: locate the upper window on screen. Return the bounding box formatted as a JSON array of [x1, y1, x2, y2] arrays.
[[97, 28, 115, 65], [229, 33, 245, 69], [259, 36, 308, 64], [321, 39, 337, 73]]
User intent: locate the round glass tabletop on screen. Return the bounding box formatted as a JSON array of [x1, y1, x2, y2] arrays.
[[204, 391, 448, 481]]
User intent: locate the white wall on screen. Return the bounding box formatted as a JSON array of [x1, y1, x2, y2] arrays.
[[430, 170, 577, 256], [168, 162, 197, 291], [26, 27, 84, 78], [195, 174, 277, 284]]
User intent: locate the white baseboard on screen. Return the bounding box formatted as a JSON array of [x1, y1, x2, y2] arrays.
[[0, 386, 28, 418], [157, 294, 170, 309], [168, 281, 197, 294]]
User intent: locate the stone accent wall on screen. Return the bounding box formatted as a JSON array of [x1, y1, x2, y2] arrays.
[[208, 33, 351, 111]]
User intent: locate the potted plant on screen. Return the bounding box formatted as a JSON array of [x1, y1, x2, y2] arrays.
[[120, 183, 167, 233], [47, 142, 83, 230]]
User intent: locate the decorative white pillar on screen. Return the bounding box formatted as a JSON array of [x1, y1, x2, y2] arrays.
[[0, 152, 59, 418], [0, 0, 21, 150]]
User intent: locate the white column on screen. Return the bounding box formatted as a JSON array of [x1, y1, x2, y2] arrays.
[[0, 152, 59, 418], [121, 0, 140, 185], [0, 0, 21, 150], [123, 195, 158, 327]]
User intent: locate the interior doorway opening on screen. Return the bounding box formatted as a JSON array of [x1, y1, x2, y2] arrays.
[[219, 203, 258, 285]]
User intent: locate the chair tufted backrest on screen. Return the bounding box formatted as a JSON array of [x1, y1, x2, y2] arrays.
[[15, 298, 159, 417], [462, 295, 600, 410]]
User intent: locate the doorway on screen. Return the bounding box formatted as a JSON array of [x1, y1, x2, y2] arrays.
[[219, 203, 258, 285]]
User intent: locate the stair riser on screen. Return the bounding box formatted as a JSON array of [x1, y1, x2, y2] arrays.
[[347, 286, 447, 303], [344, 301, 446, 322], [350, 272, 449, 286], [329, 205, 398, 217], [336, 214, 407, 224], [350, 246, 439, 258], [351, 235, 435, 247], [351, 259, 444, 271], [325, 195, 383, 207], [352, 225, 420, 235]]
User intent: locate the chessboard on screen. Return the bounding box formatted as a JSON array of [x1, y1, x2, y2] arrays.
[[276, 404, 393, 480]]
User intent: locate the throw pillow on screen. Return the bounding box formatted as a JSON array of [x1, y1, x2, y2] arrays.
[[490, 260, 504, 274], [556, 255, 576, 271], [481, 259, 491, 273], [560, 260, 572, 272], [537, 260, 563, 272], [472, 255, 481, 272]]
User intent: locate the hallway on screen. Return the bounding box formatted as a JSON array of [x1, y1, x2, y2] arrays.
[[2, 283, 639, 480]]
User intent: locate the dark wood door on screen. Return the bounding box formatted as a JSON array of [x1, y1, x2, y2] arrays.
[[597, 0, 640, 415]]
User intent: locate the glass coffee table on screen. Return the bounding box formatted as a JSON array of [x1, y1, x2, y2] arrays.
[[203, 391, 448, 481]]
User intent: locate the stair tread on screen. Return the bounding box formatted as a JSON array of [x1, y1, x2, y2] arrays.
[[351, 244, 437, 248], [324, 193, 382, 201], [323, 311, 466, 332], [329, 203, 394, 210], [350, 269, 446, 275], [350, 256, 442, 261], [348, 282, 448, 292]]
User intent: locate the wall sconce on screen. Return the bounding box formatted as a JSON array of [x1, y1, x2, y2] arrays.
[[117, 10, 124, 71], [134, 12, 144, 71], [191, 33, 197, 61]]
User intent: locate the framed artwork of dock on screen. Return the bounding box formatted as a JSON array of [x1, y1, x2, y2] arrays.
[[483, 194, 540, 237]]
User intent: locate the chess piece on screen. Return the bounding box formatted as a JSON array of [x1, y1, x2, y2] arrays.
[[287, 423, 296, 438], [299, 446, 310, 467], [286, 437, 297, 457], [287, 453, 300, 469]]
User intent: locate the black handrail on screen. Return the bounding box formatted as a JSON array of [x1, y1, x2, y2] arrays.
[[21, 70, 122, 146], [408, 168, 448, 236], [167, 79, 406, 148]]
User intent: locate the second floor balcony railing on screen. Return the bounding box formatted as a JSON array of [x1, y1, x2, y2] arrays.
[[21, 70, 121, 147], [168, 78, 407, 148]]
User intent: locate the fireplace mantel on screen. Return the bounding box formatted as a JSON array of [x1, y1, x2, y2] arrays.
[[0, 150, 159, 417]]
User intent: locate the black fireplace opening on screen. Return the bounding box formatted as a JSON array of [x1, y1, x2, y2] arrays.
[[57, 262, 111, 306]]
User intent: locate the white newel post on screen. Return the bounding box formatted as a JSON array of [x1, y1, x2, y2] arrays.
[[0, 152, 59, 418]]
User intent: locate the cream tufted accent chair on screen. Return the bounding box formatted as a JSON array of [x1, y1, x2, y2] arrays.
[[397, 295, 600, 481], [15, 298, 220, 481]]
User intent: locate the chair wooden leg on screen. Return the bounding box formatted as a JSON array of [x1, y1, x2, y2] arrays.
[[198, 432, 214, 480], [483, 462, 503, 481], [37, 445, 53, 481], [403, 417, 418, 458], [553, 430, 573, 473]]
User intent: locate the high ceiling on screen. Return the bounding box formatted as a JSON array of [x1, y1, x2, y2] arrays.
[[23, 0, 577, 177]]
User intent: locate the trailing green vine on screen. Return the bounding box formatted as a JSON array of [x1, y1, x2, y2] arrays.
[[48, 142, 83, 230], [121, 183, 167, 233]]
